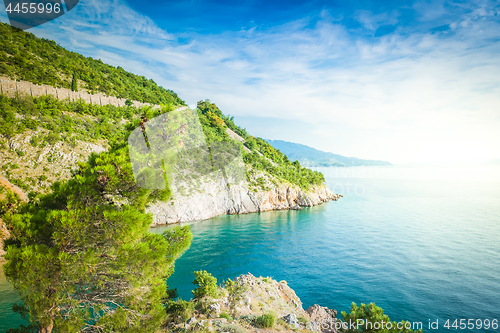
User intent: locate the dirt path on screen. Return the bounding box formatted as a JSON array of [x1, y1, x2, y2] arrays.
[[0, 176, 29, 202]]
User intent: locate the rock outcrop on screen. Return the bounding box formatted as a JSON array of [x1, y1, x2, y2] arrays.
[[0, 129, 107, 194], [147, 180, 340, 225], [168, 273, 338, 333]]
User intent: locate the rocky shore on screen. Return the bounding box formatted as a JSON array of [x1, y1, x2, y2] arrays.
[[169, 273, 339, 333], [147, 181, 342, 225]]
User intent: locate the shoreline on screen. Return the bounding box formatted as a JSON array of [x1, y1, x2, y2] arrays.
[[147, 183, 342, 226]]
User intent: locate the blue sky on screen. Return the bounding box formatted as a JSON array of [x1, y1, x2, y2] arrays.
[[1, 0, 500, 164]]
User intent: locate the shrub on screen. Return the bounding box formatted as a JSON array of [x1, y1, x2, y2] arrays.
[[241, 314, 256, 323], [165, 299, 195, 323], [255, 312, 277, 328], [224, 278, 247, 315], [298, 316, 308, 326], [219, 312, 232, 321], [0, 187, 22, 217], [46, 132, 59, 145], [221, 324, 246, 333], [340, 303, 422, 333], [30, 135, 41, 147], [192, 270, 218, 299]]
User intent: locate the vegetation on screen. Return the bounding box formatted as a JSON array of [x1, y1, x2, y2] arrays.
[[0, 23, 185, 106], [224, 278, 247, 315], [219, 312, 232, 321], [71, 72, 78, 92], [164, 299, 195, 323], [0, 23, 399, 333], [3, 140, 192, 332], [0, 186, 22, 219], [0, 93, 326, 194], [192, 270, 219, 299], [254, 312, 277, 328], [220, 323, 246, 333], [197, 100, 325, 188], [0, 28, 330, 332], [340, 303, 423, 333], [0, 93, 142, 144]]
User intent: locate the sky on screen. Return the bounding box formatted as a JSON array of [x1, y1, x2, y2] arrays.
[[1, 0, 500, 164]]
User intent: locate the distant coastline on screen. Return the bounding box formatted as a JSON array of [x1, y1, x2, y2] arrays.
[[266, 139, 392, 167]]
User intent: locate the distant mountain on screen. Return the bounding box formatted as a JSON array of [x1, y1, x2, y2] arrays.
[[266, 140, 392, 167]]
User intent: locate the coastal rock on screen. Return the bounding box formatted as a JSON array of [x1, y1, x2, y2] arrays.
[[146, 173, 340, 225], [283, 313, 298, 326], [306, 304, 337, 332], [194, 320, 205, 330], [209, 302, 221, 315], [229, 273, 308, 319], [163, 274, 338, 333], [306, 304, 337, 322]]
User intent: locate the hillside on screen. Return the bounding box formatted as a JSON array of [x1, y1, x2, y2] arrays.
[[267, 139, 392, 167], [0, 22, 335, 232], [0, 22, 184, 105]]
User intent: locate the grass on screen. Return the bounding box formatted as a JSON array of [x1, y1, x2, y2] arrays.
[[254, 312, 277, 328], [221, 324, 246, 333], [219, 312, 232, 321], [297, 316, 308, 325]]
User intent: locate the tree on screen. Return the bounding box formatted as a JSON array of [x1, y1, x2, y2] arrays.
[[192, 270, 218, 299], [71, 72, 78, 92], [3, 146, 192, 332], [340, 303, 423, 333]]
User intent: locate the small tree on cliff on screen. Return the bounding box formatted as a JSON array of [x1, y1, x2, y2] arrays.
[[3, 146, 192, 333], [71, 72, 78, 92], [340, 302, 423, 333]]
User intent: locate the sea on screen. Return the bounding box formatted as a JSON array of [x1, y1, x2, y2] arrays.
[[1, 166, 500, 332]]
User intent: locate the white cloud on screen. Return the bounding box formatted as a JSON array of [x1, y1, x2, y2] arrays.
[[9, 0, 500, 163], [355, 9, 399, 32]]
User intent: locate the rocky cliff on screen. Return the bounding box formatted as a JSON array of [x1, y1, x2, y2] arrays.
[[0, 100, 341, 230], [168, 273, 339, 333], [145, 122, 341, 225], [1, 129, 341, 232], [146, 169, 341, 225]]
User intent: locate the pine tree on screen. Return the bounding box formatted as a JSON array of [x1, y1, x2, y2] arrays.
[[3, 146, 192, 332], [71, 72, 78, 92]]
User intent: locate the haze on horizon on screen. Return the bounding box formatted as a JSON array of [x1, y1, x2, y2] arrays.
[[1, 0, 499, 165]]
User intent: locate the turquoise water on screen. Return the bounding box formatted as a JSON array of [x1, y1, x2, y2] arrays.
[[162, 166, 500, 331], [0, 261, 24, 332], [2, 166, 500, 331]]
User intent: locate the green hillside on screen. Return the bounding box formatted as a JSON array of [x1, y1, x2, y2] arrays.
[[0, 36, 327, 330], [0, 23, 185, 106], [0, 25, 325, 196]]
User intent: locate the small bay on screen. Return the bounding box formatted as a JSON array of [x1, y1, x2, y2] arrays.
[[2, 166, 500, 332]]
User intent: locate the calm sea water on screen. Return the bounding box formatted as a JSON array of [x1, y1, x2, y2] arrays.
[[2, 166, 500, 332]]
